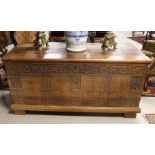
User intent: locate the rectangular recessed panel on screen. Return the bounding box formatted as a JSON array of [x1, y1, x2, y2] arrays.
[[108, 76, 131, 107]]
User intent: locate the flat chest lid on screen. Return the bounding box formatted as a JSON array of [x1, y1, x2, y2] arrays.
[[3, 42, 151, 64]]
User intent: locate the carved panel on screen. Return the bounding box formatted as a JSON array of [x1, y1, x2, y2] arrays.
[[70, 74, 81, 104], [70, 75, 81, 89], [8, 75, 21, 88], [100, 76, 111, 105], [128, 91, 141, 106], [8, 75, 23, 104], [128, 77, 143, 106], [40, 75, 51, 104], [105, 76, 131, 107], [130, 77, 142, 89]]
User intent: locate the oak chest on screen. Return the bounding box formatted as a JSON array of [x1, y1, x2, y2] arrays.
[[3, 42, 151, 117]]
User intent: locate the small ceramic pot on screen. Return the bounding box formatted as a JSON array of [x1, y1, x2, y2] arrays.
[[64, 31, 88, 52]]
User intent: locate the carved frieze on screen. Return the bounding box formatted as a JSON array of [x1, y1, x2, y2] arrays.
[[132, 66, 144, 76], [14, 63, 132, 75], [110, 66, 131, 75]]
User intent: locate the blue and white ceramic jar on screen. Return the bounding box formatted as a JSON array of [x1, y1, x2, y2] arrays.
[[64, 31, 88, 52]]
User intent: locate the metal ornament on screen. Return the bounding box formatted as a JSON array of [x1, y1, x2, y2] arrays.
[[34, 31, 49, 51], [101, 33, 117, 51]]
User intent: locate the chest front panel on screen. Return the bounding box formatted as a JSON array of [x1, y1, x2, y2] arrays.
[[6, 62, 146, 107]]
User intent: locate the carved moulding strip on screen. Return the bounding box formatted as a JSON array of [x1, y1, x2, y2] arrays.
[[18, 63, 132, 75]]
